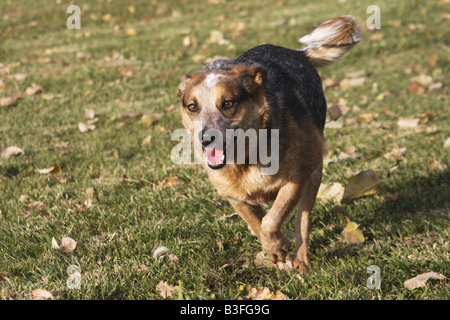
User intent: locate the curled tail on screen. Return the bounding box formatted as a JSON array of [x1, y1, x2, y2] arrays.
[[299, 16, 361, 67]]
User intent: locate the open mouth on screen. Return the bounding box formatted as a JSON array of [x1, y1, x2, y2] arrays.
[[203, 145, 226, 169]]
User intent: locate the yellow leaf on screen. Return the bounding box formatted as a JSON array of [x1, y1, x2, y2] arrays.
[[341, 221, 365, 245], [141, 113, 162, 126], [31, 289, 53, 300], [38, 164, 61, 174], [342, 170, 380, 203], [244, 287, 290, 300], [126, 28, 137, 36]]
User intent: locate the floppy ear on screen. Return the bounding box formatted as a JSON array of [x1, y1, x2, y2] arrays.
[[243, 66, 267, 92], [177, 74, 191, 101]]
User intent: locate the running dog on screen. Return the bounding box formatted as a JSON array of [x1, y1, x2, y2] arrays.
[[177, 16, 361, 272]]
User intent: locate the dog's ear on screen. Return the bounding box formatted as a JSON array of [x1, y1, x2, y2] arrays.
[[243, 66, 267, 92], [177, 74, 191, 101]]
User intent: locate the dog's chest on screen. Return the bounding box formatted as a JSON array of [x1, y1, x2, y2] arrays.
[[207, 165, 280, 204]]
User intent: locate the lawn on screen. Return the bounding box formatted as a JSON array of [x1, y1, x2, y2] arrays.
[[0, 0, 448, 300]]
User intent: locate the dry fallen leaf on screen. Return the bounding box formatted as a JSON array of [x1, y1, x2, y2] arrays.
[[38, 164, 61, 174], [156, 280, 179, 299], [317, 182, 345, 202], [243, 287, 290, 300], [126, 28, 137, 36], [0, 95, 20, 107], [157, 176, 182, 187], [408, 81, 426, 94], [397, 118, 420, 129], [384, 147, 407, 160], [341, 221, 364, 245], [142, 135, 152, 147], [78, 122, 96, 133], [83, 109, 95, 120], [356, 113, 378, 123], [342, 170, 381, 203], [1, 146, 24, 158], [404, 272, 446, 290], [327, 102, 343, 121], [52, 237, 77, 252], [31, 289, 53, 300], [153, 246, 169, 260], [339, 77, 365, 90], [444, 137, 450, 148], [141, 113, 162, 126], [26, 83, 43, 96], [385, 192, 403, 202]]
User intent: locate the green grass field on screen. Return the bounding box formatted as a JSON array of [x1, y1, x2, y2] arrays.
[[0, 0, 449, 300]]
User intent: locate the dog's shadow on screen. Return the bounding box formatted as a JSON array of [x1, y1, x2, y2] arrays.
[[313, 168, 449, 260]]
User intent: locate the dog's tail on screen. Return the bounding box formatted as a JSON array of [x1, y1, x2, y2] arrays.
[[299, 16, 361, 68]]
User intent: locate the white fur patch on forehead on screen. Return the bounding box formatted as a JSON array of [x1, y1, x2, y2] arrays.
[[203, 73, 225, 88]]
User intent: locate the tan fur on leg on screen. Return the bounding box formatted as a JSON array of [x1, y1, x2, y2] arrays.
[[294, 164, 323, 272]]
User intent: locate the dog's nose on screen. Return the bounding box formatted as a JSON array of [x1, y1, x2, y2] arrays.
[[199, 130, 216, 146]]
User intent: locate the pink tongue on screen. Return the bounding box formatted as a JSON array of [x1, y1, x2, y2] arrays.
[[205, 147, 224, 166]]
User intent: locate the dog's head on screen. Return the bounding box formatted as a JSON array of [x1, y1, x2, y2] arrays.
[[177, 65, 268, 170]]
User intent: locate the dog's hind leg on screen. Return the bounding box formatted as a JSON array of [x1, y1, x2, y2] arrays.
[[293, 164, 322, 273]]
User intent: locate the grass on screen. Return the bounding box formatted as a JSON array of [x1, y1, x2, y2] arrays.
[[0, 0, 449, 300]]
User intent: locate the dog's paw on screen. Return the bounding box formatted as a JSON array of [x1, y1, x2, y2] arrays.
[[293, 257, 311, 273], [260, 232, 292, 264]]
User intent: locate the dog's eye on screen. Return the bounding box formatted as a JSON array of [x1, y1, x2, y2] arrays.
[[186, 104, 198, 112], [222, 100, 235, 110]]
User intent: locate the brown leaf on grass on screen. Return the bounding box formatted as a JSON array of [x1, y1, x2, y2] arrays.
[[119, 112, 142, 119], [78, 122, 96, 133], [385, 192, 403, 202], [317, 183, 345, 202], [327, 102, 343, 121], [156, 280, 179, 299], [0, 95, 21, 107], [38, 164, 61, 174], [157, 176, 182, 187], [83, 109, 95, 120], [427, 55, 439, 67], [369, 32, 385, 41], [404, 272, 446, 290], [120, 65, 138, 78], [141, 136, 152, 147], [31, 289, 53, 300], [322, 76, 339, 89], [342, 170, 380, 203], [384, 147, 407, 160], [356, 113, 378, 123], [26, 83, 43, 96], [52, 236, 77, 252], [1, 146, 24, 158], [141, 113, 162, 126], [339, 77, 365, 90], [341, 221, 364, 245], [397, 118, 419, 129], [243, 287, 290, 300], [408, 81, 426, 94]]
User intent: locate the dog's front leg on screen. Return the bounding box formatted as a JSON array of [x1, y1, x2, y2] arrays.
[[260, 181, 306, 266], [229, 200, 265, 240]]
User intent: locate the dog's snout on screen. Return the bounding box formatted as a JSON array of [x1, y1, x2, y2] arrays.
[[199, 130, 216, 146]]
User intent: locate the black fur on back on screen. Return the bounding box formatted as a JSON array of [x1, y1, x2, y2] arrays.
[[203, 44, 327, 133]]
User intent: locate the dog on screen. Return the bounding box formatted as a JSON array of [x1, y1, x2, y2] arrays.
[[177, 16, 361, 272]]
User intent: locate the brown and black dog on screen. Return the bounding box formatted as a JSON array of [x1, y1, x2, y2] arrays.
[[177, 16, 361, 272]]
